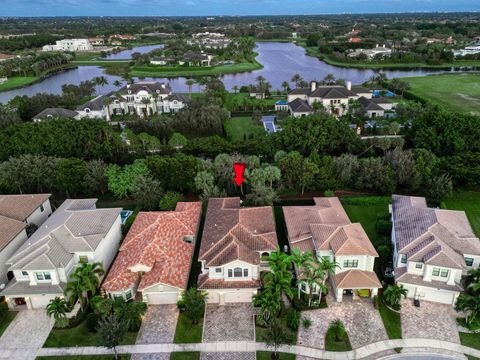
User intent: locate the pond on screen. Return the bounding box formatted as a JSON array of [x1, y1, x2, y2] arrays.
[[0, 42, 470, 103], [101, 44, 164, 60]]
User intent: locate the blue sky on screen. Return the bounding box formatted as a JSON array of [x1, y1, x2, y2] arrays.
[[1, 0, 479, 17]]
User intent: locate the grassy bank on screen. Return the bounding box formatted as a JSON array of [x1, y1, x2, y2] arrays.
[[131, 59, 262, 78], [0, 76, 39, 92], [224, 116, 265, 142], [442, 191, 480, 236], [170, 352, 201, 360], [173, 311, 203, 343], [403, 74, 480, 114], [300, 42, 480, 70]]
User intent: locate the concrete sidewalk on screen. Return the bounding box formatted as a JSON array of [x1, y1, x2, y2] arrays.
[[34, 339, 480, 359]]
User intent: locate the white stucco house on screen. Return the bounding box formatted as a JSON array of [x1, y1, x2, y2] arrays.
[[0, 194, 52, 286], [197, 198, 278, 304], [283, 197, 381, 302], [0, 199, 122, 310], [103, 202, 201, 304], [391, 195, 480, 305], [42, 39, 93, 52]]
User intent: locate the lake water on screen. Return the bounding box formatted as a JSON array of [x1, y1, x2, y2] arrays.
[[102, 44, 164, 60], [0, 42, 468, 103]]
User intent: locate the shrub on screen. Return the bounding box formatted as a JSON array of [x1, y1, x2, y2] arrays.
[[54, 317, 69, 328], [159, 191, 183, 211], [324, 190, 335, 197], [340, 196, 390, 206], [376, 218, 392, 236], [285, 308, 301, 331], [302, 317, 312, 329], [177, 299, 186, 312], [86, 313, 99, 333]]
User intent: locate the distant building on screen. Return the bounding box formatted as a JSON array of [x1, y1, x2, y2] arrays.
[[33, 108, 80, 122], [180, 52, 213, 67], [109, 34, 136, 41], [0, 53, 16, 62], [88, 37, 104, 46], [349, 37, 362, 43], [348, 45, 392, 60], [42, 39, 93, 52], [453, 45, 480, 57]]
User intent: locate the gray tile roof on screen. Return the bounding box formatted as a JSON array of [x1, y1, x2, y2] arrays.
[[120, 82, 171, 95], [167, 94, 189, 102], [0, 215, 26, 252], [288, 85, 358, 99], [358, 96, 384, 112], [76, 95, 107, 111], [392, 194, 480, 268], [0, 194, 51, 222], [33, 108, 79, 120], [7, 199, 121, 271], [289, 98, 313, 113], [1, 278, 65, 296]]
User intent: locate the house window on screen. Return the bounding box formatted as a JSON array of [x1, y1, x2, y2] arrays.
[[125, 290, 133, 300], [40, 204, 45, 213], [432, 268, 440, 277], [35, 272, 44, 281], [415, 263, 423, 269], [343, 260, 358, 268], [233, 267, 243, 278], [79, 256, 88, 263], [35, 272, 51, 281], [301, 283, 306, 292], [465, 257, 474, 266], [440, 269, 449, 278], [215, 268, 222, 273], [400, 254, 407, 264], [228, 269, 233, 278], [243, 269, 248, 277], [22, 271, 28, 277]]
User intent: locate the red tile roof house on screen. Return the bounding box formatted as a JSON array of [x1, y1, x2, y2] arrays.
[[391, 195, 480, 305], [197, 197, 278, 304], [103, 202, 201, 304], [283, 197, 381, 302], [0, 194, 52, 286]]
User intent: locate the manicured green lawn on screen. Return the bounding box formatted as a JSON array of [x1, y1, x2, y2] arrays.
[[0, 76, 38, 92], [377, 296, 402, 339], [131, 59, 262, 78], [460, 332, 480, 351], [225, 92, 280, 111], [325, 328, 352, 352], [442, 191, 480, 237], [170, 352, 201, 360], [256, 351, 295, 360], [0, 311, 17, 337], [43, 321, 138, 347], [173, 312, 203, 343], [404, 74, 480, 114], [224, 116, 265, 142], [37, 356, 131, 360], [341, 196, 390, 246]]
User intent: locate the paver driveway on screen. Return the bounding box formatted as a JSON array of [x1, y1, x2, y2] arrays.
[[297, 299, 388, 351], [0, 310, 54, 360], [202, 304, 255, 360], [203, 303, 255, 342], [132, 304, 179, 360]]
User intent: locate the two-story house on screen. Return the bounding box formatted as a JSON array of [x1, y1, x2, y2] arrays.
[[283, 197, 381, 302], [0, 194, 52, 285], [197, 198, 278, 304], [391, 195, 480, 305], [103, 202, 201, 304], [0, 199, 122, 310]]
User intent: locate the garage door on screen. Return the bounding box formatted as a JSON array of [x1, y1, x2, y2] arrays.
[[206, 292, 219, 304], [421, 289, 455, 305], [224, 291, 254, 303], [147, 292, 179, 304], [30, 295, 56, 309]]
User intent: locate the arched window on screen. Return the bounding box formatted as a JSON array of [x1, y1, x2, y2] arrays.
[[233, 267, 242, 277]]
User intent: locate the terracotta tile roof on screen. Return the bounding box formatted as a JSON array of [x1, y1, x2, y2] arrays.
[[284, 197, 377, 257], [332, 269, 382, 289], [199, 198, 278, 267], [0, 194, 51, 222], [0, 215, 26, 252], [103, 202, 201, 293], [197, 273, 261, 289], [392, 195, 480, 268]]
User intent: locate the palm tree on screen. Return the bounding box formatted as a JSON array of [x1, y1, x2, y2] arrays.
[[383, 284, 408, 308], [455, 293, 480, 326], [113, 298, 147, 331], [46, 297, 70, 321], [113, 80, 122, 88], [232, 85, 239, 94], [65, 277, 89, 310], [299, 264, 326, 307], [185, 78, 196, 93], [263, 268, 294, 301], [291, 74, 303, 88], [66, 262, 104, 309], [253, 288, 281, 325], [466, 267, 480, 294], [94, 76, 108, 87], [267, 249, 292, 272], [281, 81, 290, 93], [317, 257, 339, 302], [323, 73, 335, 85], [329, 319, 346, 342]]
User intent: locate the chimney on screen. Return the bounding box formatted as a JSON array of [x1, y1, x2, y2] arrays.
[[311, 81, 317, 92], [376, 44, 379, 48], [383, 44, 386, 48], [346, 81, 352, 91]]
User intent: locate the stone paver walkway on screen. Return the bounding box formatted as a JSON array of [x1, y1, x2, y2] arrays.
[[297, 298, 389, 351], [0, 310, 54, 360], [201, 352, 256, 360], [132, 305, 179, 360], [34, 339, 480, 359]]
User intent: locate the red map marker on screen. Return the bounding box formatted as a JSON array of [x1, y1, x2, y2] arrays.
[[233, 162, 246, 186]]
